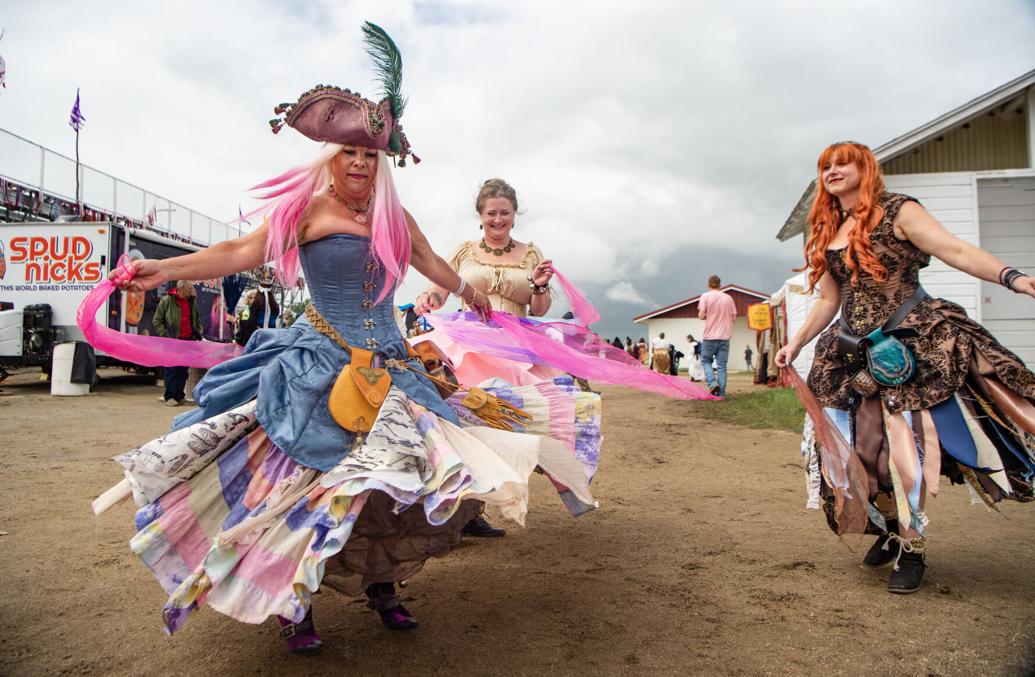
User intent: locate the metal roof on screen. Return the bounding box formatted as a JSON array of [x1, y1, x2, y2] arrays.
[[633, 284, 770, 323], [775, 67, 1035, 242]]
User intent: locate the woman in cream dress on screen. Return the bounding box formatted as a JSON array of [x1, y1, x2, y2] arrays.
[[415, 179, 558, 386]]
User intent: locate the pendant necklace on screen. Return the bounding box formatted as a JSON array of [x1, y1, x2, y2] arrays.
[[329, 183, 373, 225], [479, 238, 515, 257]]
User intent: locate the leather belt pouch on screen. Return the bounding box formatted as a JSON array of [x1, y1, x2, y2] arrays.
[[328, 346, 391, 432]]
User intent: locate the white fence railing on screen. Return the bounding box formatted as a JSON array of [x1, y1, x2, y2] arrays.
[[0, 127, 242, 246]]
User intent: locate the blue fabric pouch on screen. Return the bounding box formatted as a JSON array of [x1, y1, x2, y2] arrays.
[[864, 328, 916, 386]]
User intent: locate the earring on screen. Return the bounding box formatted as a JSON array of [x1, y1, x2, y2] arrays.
[[479, 224, 483, 230]]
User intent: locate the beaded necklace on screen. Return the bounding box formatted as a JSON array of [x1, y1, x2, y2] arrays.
[[329, 183, 373, 224], [479, 238, 515, 257]]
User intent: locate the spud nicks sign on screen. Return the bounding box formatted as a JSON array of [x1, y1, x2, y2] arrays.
[[0, 225, 109, 324], [6, 234, 104, 284]]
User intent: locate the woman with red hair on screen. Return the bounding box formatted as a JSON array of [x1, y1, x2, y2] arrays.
[[776, 141, 1035, 594]]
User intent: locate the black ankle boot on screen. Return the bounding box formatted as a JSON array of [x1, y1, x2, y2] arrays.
[[462, 514, 506, 538], [863, 520, 900, 568], [887, 537, 926, 594]]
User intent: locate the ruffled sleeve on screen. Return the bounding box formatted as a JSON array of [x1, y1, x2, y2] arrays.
[[446, 241, 470, 272], [525, 243, 544, 270]]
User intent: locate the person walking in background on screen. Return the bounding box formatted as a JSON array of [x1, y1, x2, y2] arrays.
[[153, 280, 203, 406], [685, 334, 705, 382], [651, 332, 672, 374], [636, 337, 649, 365], [625, 336, 634, 357], [669, 346, 682, 375], [744, 344, 754, 370], [698, 274, 736, 397]]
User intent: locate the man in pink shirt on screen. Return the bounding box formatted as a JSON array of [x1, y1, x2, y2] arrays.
[[697, 275, 737, 397]]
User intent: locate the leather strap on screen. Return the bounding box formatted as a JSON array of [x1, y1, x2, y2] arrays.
[[839, 286, 929, 338], [880, 286, 930, 334], [305, 304, 352, 355]]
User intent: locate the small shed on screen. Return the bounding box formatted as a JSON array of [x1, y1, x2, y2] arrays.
[[633, 284, 770, 371], [776, 68, 1035, 367]]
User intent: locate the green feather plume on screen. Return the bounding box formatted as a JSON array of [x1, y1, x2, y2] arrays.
[[361, 22, 406, 120]]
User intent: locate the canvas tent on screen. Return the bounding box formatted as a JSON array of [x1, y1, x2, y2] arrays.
[[767, 273, 819, 384]]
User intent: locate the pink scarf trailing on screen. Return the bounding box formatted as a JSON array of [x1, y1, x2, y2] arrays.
[[76, 256, 242, 368], [427, 268, 717, 401], [784, 365, 869, 537]]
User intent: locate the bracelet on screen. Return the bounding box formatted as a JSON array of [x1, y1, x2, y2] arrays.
[[997, 266, 1011, 286], [1002, 268, 1028, 290], [453, 278, 466, 297], [530, 283, 549, 296]]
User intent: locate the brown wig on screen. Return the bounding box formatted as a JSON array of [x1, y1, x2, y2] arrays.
[[800, 142, 886, 292]]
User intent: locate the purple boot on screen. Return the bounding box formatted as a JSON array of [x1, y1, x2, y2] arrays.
[[277, 608, 323, 654], [365, 582, 418, 630]]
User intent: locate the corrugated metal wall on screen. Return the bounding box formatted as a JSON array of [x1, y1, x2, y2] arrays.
[[882, 95, 1029, 174]]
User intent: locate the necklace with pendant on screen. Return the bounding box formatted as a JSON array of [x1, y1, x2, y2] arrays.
[[479, 238, 515, 257], [329, 182, 373, 225]]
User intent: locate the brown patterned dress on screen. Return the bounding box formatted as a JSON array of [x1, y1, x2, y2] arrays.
[[809, 192, 1035, 413], [803, 192, 1035, 534]]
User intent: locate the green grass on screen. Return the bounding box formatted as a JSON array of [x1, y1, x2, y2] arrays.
[[686, 387, 805, 433]]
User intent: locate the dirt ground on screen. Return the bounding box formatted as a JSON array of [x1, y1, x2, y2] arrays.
[[1, 369, 1034, 676]]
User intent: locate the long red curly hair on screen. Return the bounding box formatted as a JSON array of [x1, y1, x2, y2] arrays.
[[800, 141, 886, 292]]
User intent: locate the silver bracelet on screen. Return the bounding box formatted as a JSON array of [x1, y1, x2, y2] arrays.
[[454, 278, 467, 297]]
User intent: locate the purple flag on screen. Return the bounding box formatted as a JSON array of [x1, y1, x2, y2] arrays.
[[69, 88, 85, 132]]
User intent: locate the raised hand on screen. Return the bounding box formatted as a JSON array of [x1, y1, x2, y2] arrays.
[[532, 259, 555, 287], [110, 258, 168, 292], [1010, 274, 1035, 300]]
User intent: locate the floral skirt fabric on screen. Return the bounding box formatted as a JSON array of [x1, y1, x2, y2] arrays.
[[118, 381, 600, 633]]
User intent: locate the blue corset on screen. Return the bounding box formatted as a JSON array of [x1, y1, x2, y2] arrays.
[[172, 234, 458, 472], [302, 234, 411, 359]]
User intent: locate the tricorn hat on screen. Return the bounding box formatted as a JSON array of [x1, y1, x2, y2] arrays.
[[268, 22, 419, 165]]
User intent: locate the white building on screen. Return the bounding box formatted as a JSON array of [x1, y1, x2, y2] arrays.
[[776, 69, 1035, 367], [633, 284, 770, 371]]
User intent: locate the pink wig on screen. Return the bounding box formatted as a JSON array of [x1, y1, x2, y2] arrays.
[[250, 146, 410, 303], [369, 150, 411, 303]]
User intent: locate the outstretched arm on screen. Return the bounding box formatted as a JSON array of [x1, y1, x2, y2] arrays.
[[775, 271, 840, 368], [896, 201, 1035, 298], [115, 220, 271, 292], [406, 211, 490, 316]]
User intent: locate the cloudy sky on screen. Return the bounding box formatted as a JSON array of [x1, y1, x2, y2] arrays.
[[2, 0, 1033, 338]]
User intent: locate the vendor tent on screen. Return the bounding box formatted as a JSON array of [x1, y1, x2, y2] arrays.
[[768, 273, 819, 383]]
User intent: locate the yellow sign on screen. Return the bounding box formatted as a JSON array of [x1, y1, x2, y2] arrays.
[[747, 303, 772, 331]]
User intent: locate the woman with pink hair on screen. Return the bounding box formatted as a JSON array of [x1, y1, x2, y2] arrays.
[[99, 22, 600, 655]]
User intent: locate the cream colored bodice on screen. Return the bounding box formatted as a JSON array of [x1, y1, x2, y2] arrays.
[[447, 240, 545, 317]]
